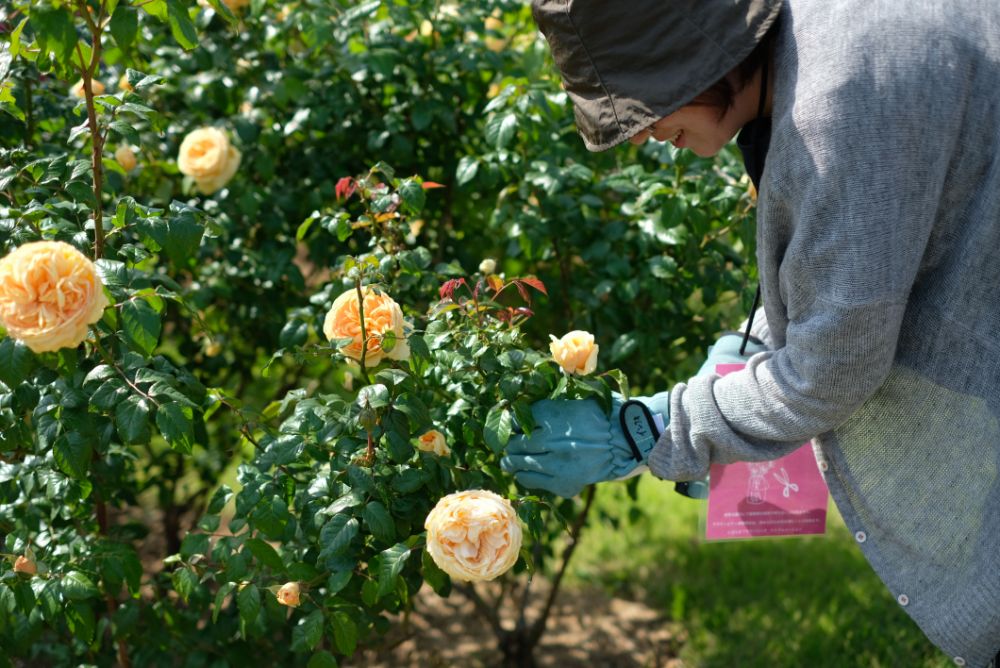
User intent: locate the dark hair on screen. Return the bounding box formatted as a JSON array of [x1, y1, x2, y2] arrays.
[[689, 24, 776, 116]]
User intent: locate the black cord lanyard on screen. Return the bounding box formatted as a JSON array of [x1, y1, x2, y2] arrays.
[[739, 58, 770, 356]]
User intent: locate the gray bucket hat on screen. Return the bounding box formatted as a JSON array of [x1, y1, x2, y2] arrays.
[[532, 0, 783, 151]]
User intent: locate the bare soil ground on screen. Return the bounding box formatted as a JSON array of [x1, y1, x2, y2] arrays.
[[353, 582, 687, 668]]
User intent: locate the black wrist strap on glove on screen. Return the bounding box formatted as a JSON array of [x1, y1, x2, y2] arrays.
[[619, 400, 661, 462]]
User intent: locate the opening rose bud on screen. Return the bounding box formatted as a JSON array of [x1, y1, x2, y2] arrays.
[[549, 330, 599, 376], [70, 79, 106, 98], [425, 490, 522, 582], [416, 430, 450, 456], [115, 145, 138, 171], [276, 581, 301, 607], [13, 556, 36, 576], [0, 241, 110, 353], [323, 286, 410, 367]]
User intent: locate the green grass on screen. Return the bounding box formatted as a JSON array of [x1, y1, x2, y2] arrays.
[[566, 477, 952, 668]]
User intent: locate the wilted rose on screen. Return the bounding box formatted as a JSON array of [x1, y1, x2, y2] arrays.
[[323, 286, 409, 367], [424, 490, 522, 582], [13, 556, 36, 576], [115, 145, 137, 171], [478, 258, 496, 275], [549, 330, 598, 376], [0, 241, 109, 353], [417, 430, 450, 457], [177, 127, 242, 194], [70, 78, 106, 98], [276, 581, 300, 607]]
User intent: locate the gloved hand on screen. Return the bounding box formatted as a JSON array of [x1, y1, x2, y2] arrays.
[[500, 392, 669, 498]]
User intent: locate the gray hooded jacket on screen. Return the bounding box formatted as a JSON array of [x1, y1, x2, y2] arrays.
[[537, 1, 1000, 665]]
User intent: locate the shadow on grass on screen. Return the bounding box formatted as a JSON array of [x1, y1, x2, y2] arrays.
[[567, 478, 952, 668]]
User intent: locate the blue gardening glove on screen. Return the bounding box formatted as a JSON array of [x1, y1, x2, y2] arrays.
[[500, 392, 670, 498], [675, 331, 771, 499]]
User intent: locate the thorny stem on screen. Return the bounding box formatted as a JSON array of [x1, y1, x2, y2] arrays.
[[76, 0, 107, 259], [91, 329, 161, 409]]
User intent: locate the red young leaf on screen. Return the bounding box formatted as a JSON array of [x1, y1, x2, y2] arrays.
[[420, 181, 446, 189], [335, 176, 356, 201], [518, 276, 547, 295], [439, 278, 466, 301]]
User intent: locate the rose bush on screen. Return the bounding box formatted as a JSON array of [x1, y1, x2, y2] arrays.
[[0, 1, 756, 665]]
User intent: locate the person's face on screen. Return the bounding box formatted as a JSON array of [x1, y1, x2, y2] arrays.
[[628, 104, 745, 157]]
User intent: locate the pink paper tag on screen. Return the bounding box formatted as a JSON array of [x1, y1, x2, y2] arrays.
[[705, 363, 829, 540]]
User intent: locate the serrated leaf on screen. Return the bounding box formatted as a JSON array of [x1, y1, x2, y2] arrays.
[[53, 433, 92, 479], [484, 405, 513, 453], [115, 394, 151, 444], [319, 515, 358, 559], [361, 502, 394, 544], [62, 571, 99, 601], [330, 610, 358, 656], [172, 567, 198, 603], [237, 583, 261, 627], [121, 298, 161, 356], [109, 5, 139, 48], [244, 538, 285, 573], [377, 542, 411, 597], [397, 179, 425, 215], [291, 610, 325, 653], [0, 338, 34, 387], [456, 156, 479, 186], [165, 0, 199, 50], [213, 581, 235, 623], [156, 402, 194, 453]]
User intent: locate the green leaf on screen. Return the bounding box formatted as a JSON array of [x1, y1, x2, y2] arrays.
[[397, 179, 425, 215], [307, 650, 339, 668], [237, 583, 261, 627], [30, 8, 77, 62], [377, 542, 411, 597], [291, 610, 325, 653], [53, 433, 93, 479], [165, 0, 199, 50], [115, 394, 151, 444], [109, 5, 139, 48], [330, 610, 358, 656], [244, 538, 285, 573], [456, 156, 479, 186], [483, 405, 513, 454], [180, 532, 210, 559], [62, 571, 99, 601], [422, 549, 451, 597], [0, 338, 34, 387], [156, 402, 195, 453], [319, 515, 359, 559], [121, 298, 161, 356], [213, 582, 235, 623], [172, 567, 199, 603], [362, 502, 395, 544], [65, 601, 96, 644]]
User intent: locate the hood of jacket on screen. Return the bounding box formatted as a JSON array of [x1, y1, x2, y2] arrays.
[[532, 0, 782, 151]]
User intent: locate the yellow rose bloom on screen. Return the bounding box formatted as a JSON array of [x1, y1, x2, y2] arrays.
[[549, 330, 599, 376], [0, 241, 109, 353], [177, 127, 242, 195], [276, 581, 301, 607], [115, 145, 138, 171], [424, 490, 522, 582], [323, 287, 409, 367]]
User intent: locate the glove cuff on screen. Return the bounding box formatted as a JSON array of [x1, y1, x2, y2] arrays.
[[619, 394, 668, 463]]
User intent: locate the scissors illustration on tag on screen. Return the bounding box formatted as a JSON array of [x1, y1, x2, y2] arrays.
[[773, 467, 800, 498]]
